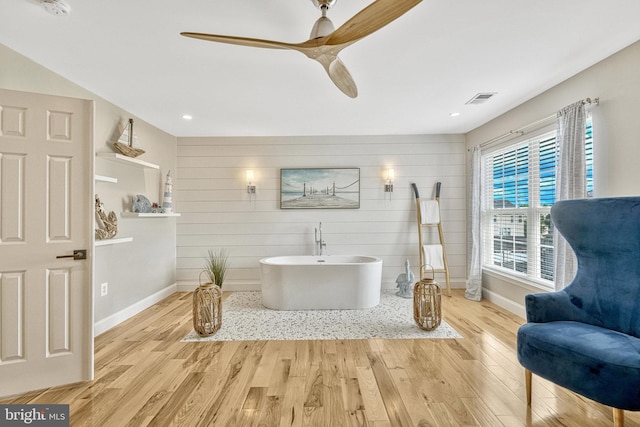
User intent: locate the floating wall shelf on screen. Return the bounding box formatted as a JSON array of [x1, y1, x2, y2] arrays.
[[96, 152, 160, 170], [95, 174, 118, 183], [95, 237, 134, 247], [121, 212, 181, 218]]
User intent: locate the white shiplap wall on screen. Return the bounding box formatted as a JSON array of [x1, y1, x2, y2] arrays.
[[176, 134, 466, 291]]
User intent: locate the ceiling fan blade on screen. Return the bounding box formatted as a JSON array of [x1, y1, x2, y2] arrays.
[[328, 57, 358, 98], [181, 32, 298, 51], [315, 55, 358, 98], [326, 0, 422, 46]]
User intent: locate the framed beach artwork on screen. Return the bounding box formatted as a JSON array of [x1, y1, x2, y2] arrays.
[[280, 168, 360, 209]]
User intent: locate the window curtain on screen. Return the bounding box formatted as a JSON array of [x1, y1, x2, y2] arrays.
[[553, 101, 586, 290], [465, 146, 482, 301]]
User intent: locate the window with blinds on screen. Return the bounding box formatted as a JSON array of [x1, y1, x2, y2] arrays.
[[481, 121, 593, 286]]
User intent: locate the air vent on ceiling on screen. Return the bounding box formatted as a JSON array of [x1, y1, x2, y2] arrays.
[[466, 92, 497, 105]]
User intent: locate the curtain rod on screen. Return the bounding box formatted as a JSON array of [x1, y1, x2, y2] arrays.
[[472, 97, 599, 150]]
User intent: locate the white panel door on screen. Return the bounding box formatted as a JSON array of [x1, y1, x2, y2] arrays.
[[0, 89, 93, 397]]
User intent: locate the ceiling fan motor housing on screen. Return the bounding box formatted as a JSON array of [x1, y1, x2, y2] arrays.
[[311, 0, 337, 10], [310, 17, 335, 38]]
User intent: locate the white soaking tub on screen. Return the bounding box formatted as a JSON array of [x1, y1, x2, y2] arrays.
[[259, 255, 383, 310]]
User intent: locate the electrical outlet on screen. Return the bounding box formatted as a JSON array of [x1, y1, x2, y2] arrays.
[[100, 282, 108, 297]]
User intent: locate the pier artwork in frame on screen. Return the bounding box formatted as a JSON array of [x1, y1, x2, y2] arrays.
[[280, 168, 360, 209]]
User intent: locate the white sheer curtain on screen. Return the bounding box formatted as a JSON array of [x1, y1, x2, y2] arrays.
[[465, 146, 482, 301], [553, 101, 587, 290]]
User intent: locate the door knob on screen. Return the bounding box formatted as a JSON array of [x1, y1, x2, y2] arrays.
[[56, 249, 87, 260]]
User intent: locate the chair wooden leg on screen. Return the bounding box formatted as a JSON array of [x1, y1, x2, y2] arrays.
[[613, 408, 624, 427], [525, 369, 532, 406]]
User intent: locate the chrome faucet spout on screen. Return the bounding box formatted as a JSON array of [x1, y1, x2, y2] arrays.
[[315, 222, 326, 255]]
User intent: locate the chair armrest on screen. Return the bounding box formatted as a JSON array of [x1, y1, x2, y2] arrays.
[[525, 291, 575, 323]]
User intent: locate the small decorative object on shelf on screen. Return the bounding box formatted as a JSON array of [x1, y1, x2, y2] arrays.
[[162, 170, 173, 213], [193, 271, 222, 336], [413, 265, 442, 331], [132, 194, 152, 213], [95, 194, 118, 240], [395, 258, 415, 299], [113, 118, 145, 158]]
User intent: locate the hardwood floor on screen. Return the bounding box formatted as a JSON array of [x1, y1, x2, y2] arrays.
[[2, 290, 638, 426]]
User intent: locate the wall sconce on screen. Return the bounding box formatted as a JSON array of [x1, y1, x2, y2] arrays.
[[384, 168, 394, 193], [246, 170, 256, 195]]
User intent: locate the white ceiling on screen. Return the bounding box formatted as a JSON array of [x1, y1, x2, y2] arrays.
[[2, 0, 640, 137]]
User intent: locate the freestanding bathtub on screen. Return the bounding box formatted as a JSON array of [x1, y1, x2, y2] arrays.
[[259, 255, 383, 310]]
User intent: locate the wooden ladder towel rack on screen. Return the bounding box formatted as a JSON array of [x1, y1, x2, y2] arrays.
[[411, 182, 451, 296]]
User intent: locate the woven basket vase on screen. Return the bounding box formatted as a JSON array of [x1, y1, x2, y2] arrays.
[[192, 271, 222, 336], [413, 265, 442, 331]]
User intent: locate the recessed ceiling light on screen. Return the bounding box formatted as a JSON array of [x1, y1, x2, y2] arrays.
[[182, 114, 193, 120], [449, 112, 460, 117]]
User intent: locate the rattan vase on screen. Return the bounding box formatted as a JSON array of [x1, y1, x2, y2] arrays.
[[413, 265, 442, 331], [192, 272, 222, 336]]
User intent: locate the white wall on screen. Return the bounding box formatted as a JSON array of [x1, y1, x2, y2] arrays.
[[176, 134, 467, 291], [0, 44, 178, 328], [466, 39, 640, 317]]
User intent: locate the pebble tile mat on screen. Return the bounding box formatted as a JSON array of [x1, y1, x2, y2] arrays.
[[182, 290, 462, 342]]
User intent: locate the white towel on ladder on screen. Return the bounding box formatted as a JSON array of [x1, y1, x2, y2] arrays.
[[420, 200, 440, 224], [423, 244, 445, 270]]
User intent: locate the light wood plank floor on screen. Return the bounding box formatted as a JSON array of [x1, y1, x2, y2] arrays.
[[2, 290, 639, 426]]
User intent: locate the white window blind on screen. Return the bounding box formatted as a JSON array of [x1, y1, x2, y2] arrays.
[[481, 121, 593, 286]]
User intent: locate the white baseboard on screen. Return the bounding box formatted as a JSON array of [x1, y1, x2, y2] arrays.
[[94, 283, 177, 336], [176, 280, 260, 292], [222, 281, 261, 292], [482, 288, 526, 319]]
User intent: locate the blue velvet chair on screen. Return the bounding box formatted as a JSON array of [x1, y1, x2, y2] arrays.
[[517, 197, 640, 427]]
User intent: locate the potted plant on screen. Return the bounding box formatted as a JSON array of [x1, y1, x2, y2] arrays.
[[203, 248, 230, 288], [193, 249, 229, 336]]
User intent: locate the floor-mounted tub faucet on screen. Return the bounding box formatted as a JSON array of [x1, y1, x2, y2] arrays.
[[315, 222, 326, 255]]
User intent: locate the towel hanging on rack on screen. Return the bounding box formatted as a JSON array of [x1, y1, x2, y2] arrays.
[[422, 244, 445, 270], [420, 200, 440, 224]]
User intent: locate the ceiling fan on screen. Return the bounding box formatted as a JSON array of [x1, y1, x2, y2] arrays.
[[181, 0, 422, 98]]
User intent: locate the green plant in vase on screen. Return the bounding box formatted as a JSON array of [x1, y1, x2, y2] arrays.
[[203, 248, 230, 288]]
